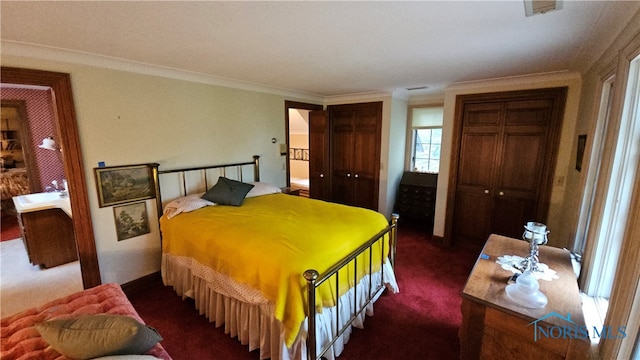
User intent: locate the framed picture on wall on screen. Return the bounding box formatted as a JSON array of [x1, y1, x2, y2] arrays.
[[94, 164, 156, 207], [113, 201, 150, 241], [576, 134, 587, 172]]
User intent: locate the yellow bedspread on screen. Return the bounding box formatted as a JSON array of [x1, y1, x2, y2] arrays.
[[160, 193, 390, 347]]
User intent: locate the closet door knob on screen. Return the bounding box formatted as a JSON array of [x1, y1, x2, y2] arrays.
[[347, 173, 351, 177], [354, 174, 359, 178], [320, 173, 324, 178], [499, 191, 505, 196], [484, 189, 490, 194]]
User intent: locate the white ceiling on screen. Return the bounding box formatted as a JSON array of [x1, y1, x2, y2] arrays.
[[1, 1, 639, 98]]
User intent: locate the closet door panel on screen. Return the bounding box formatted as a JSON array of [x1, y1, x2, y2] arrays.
[[491, 196, 536, 239], [327, 102, 381, 210], [453, 191, 493, 242], [504, 99, 554, 126], [330, 130, 353, 205], [453, 131, 500, 243], [309, 110, 329, 200], [463, 102, 502, 126], [497, 132, 545, 192], [352, 131, 378, 209], [457, 132, 499, 188], [449, 88, 566, 246], [330, 110, 355, 205]]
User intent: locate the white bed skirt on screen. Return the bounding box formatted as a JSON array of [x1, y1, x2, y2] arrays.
[[162, 253, 399, 360]]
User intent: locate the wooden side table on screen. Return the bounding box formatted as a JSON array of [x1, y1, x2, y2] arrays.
[[459, 234, 590, 359], [280, 187, 300, 196]]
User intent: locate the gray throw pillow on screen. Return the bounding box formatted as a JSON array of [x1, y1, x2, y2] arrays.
[[35, 314, 162, 360], [201, 176, 254, 206]]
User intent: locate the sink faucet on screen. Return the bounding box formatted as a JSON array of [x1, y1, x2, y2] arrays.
[[47, 180, 69, 197]]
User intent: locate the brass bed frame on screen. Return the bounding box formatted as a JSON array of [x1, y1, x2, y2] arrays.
[[152, 155, 398, 360]]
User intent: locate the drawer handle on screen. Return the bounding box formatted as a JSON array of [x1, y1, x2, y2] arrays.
[[499, 191, 505, 196], [484, 189, 490, 194], [320, 173, 324, 178], [354, 174, 359, 178]]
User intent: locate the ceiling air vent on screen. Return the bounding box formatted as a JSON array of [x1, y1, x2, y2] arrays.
[[524, 0, 563, 17]]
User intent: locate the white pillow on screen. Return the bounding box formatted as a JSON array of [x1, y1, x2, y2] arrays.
[[245, 182, 282, 198], [163, 193, 215, 219]]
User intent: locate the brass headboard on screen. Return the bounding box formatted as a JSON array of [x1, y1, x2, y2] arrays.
[[152, 155, 260, 219]]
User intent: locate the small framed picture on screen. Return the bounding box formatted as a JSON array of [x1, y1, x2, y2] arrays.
[[113, 201, 150, 241], [94, 164, 156, 207], [294, 149, 303, 160], [302, 149, 309, 161], [576, 134, 587, 172]]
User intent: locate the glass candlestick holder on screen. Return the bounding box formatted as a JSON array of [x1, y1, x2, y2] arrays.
[[520, 221, 549, 272], [505, 264, 548, 308]]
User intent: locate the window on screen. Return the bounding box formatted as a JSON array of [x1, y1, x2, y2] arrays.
[[409, 106, 443, 173], [413, 127, 441, 173], [583, 54, 640, 299], [579, 53, 640, 354]]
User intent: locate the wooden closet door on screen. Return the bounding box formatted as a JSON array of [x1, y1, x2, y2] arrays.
[[449, 88, 566, 246], [351, 104, 381, 210], [330, 108, 356, 206], [491, 99, 554, 238], [453, 102, 502, 242], [327, 102, 382, 210], [309, 110, 330, 200]]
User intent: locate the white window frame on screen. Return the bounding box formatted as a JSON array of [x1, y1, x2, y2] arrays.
[[407, 105, 443, 173], [411, 126, 442, 173]]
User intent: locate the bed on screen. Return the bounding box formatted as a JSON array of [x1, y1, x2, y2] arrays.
[[153, 156, 399, 360], [1, 168, 30, 200], [0, 283, 171, 360]]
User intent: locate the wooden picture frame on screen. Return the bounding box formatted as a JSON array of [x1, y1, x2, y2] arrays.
[[94, 164, 156, 207], [113, 201, 150, 241], [576, 134, 587, 172]]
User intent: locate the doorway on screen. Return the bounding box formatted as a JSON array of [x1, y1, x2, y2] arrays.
[[284, 101, 322, 196], [1, 67, 101, 289], [1, 101, 35, 211]]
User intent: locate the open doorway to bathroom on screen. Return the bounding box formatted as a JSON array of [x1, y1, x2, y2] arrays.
[[0, 85, 83, 317], [284, 101, 322, 197]]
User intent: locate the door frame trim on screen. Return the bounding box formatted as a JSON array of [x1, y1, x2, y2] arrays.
[[1, 66, 101, 288], [284, 101, 323, 188], [444, 87, 567, 246]]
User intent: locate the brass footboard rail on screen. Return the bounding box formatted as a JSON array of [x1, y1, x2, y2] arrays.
[[304, 213, 399, 360]]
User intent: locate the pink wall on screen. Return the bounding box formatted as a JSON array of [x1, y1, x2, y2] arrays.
[[1, 87, 66, 192]]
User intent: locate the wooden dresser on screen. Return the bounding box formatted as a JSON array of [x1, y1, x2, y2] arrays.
[[459, 234, 590, 360]]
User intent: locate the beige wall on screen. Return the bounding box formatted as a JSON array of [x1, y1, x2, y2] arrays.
[[1, 53, 315, 284]]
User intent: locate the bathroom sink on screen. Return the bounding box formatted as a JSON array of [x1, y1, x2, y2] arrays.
[[12, 192, 72, 217]]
